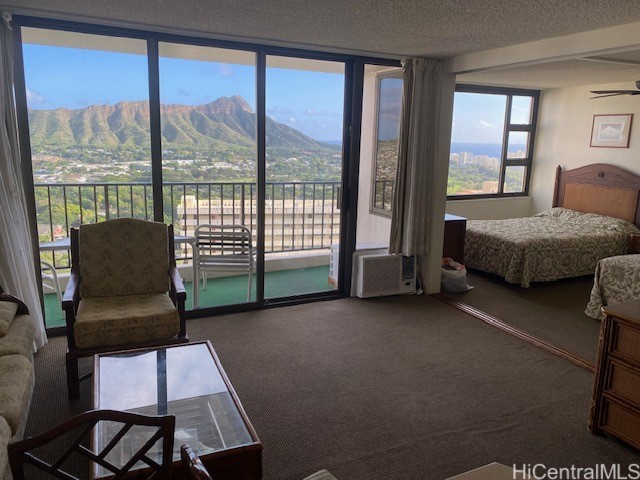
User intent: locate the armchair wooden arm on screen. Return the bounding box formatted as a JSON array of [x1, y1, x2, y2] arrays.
[[61, 271, 80, 309], [62, 271, 80, 348], [169, 266, 186, 298], [169, 266, 187, 338]]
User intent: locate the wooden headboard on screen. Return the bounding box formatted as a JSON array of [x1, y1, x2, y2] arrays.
[[553, 163, 640, 228]]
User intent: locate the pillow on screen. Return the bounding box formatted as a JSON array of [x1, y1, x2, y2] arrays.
[[534, 207, 639, 234], [0, 293, 29, 315], [570, 212, 640, 234], [0, 301, 18, 336]]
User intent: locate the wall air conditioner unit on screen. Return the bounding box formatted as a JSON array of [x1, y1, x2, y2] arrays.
[[355, 253, 416, 298]]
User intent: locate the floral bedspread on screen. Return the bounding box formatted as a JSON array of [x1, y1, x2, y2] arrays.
[[585, 254, 640, 319], [464, 208, 639, 287]]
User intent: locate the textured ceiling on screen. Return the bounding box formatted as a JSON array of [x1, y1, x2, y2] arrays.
[[6, 0, 640, 58], [457, 57, 640, 89], [6, 0, 640, 88]]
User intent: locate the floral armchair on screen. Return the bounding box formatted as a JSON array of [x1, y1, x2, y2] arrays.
[[62, 218, 187, 398]]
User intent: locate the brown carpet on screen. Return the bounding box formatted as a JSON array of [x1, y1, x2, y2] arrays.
[[25, 294, 639, 479], [444, 269, 601, 364]]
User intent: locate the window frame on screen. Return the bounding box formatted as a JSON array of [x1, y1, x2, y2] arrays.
[[448, 84, 540, 200], [369, 69, 402, 218]]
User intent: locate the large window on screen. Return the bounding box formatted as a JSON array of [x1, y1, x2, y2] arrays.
[[370, 71, 402, 216], [16, 17, 374, 330], [448, 85, 539, 197], [22, 29, 151, 230]]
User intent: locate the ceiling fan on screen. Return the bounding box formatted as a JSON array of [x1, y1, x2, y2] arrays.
[[590, 80, 640, 99]]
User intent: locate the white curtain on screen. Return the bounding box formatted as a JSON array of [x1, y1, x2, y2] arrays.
[[0, 13, 47, 349], [389, 58, 444, 284]]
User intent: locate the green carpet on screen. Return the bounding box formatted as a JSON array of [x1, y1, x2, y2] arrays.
[[43, 265, 334, 328]]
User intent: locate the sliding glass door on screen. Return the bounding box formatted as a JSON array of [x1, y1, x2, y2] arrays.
[[158, 42, 257, 309], [16, 18, 362, 325], [264, 56, 345, 299]]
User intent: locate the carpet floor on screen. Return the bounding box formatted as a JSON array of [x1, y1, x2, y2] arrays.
[[443, 269, 601, 364], [26, 294, 639, 480]]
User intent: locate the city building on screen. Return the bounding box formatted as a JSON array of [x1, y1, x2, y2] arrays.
[[177, 195, 340, 252]]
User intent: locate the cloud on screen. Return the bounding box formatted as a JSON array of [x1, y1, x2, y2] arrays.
[[268, 106, 294, 116], [288, 117, 296, 123], [303, 108, 341, 117], [219, 64, 235, 77], [477, 120, 493, 129], [177, 89, 191, 97], [26, 88, 46, 105]]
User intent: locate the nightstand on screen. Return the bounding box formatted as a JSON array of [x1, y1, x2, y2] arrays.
[[443, 214, 467, 263], [630, 233, 640, 254], [590, 300, 640, 450]]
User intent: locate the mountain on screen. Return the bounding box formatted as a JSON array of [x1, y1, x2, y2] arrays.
[[27, 95, 328, 151]]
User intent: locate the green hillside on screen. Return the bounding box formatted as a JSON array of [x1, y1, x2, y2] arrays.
[[28, 95, 342, 183]]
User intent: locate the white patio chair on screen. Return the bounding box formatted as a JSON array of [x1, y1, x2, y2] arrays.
[[194, 224, 255, 307], [41, 260, 63, 303]]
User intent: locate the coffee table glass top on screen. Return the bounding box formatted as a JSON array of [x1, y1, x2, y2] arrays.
[[94, 342, 254, 476]]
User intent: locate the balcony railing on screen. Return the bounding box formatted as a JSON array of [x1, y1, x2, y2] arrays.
[[373, 179, 394, 212], [35, 181, 341, 269]]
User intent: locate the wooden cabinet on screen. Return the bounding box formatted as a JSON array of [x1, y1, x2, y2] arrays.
[[443, 214, 467, 263], [590, 300, 640, 450]]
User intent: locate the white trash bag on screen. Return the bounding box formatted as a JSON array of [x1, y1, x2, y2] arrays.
[[441, 257, 473, 293]]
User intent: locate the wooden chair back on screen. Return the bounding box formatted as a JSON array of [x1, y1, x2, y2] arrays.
[[180, 444, 213, 480], [9, 410, 175, 480]]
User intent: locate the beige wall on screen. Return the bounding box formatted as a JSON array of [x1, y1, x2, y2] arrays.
[[445, 196, 533, 220], [531, 82, 640, 215]]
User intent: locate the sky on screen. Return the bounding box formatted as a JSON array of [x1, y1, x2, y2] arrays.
[[22, 41, 531, 146], [22, 43, 346, 142], [451, 92, 532, 144]]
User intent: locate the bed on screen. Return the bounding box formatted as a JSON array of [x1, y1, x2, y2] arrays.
[[585, 254, 640, 319], [464, 163, 640, 287]]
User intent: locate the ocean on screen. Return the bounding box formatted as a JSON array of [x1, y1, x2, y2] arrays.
[[450, 142, 526, 157], [322, 141, 525, 157]]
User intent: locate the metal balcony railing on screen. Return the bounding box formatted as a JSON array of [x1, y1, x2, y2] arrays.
[[35, 181, 341, 269], [373, 179, 394, 212]]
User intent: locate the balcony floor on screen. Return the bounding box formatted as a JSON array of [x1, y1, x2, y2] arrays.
[[44, 265, 333, 328]]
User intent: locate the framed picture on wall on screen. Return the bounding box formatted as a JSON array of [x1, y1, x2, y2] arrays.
[[590, 114, 633, 148]]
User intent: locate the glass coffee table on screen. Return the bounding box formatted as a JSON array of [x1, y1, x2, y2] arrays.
[[93, 341, 262, 479]]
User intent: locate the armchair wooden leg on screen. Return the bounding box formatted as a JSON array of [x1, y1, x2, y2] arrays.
[[66, 352, 80, 399]]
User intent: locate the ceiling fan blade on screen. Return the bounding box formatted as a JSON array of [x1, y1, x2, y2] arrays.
[[590, 93, 627, 99], [589, 90, 639, 94]]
